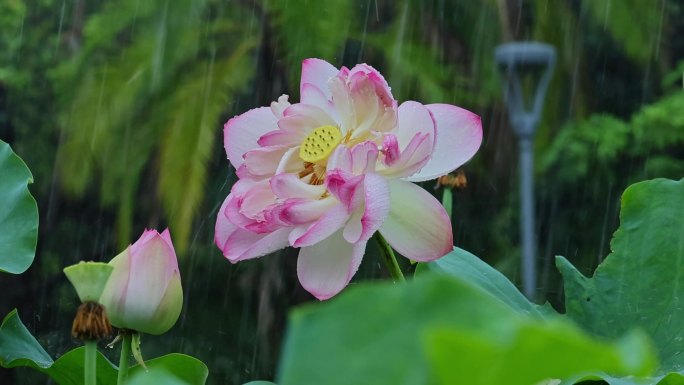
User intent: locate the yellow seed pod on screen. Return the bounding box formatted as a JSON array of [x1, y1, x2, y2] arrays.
[[299, 125, 342, 164]]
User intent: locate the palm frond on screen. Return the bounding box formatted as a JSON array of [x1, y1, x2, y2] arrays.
[[582, 0, 666, 64], [157, 39, 258, 252], [55, 0, 258, 250], [266, 0, 353, 88]]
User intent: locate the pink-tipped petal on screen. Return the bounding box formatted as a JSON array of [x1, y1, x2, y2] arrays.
[[222, 227, 291, 263], [379, 179, 453, 261], [342, 209, 364, 243], [348, 63, 394, 104], [279, 197, 338, 225], [270, 173, 326, 199], [348, 72, 381, 133], [358, 173, 390, 242], [406, 104, 482, 182], [159, 228, 174, 250], [301, 83, 335, 116], [344, 70, 397, 137], [98, 248, 132, 328], [130, 228, 157, 255], [225, 193, 254, 230], [342, 172, 389, 244], [288, 224, 308, 246], [283, 103, 337, 127], [394, 101, 435, 148], [350, 142, 379, 174], [379, 132, 432, 179], [215, 196, 236, 250], [327, 145, 353, 173], [291, 203, 350, 247], [224, 107, 279, 169], [257, 129, 306, 147], [235, 164, 256, 180], [300, 58, 339, 101], [297, 230, 366, 300], [275, 147, 304, 175], [125, 235, 178, 323], [215, 191, 290, 262], [277, 114, 323, 134], [270, 95, 291, 118], [325, 171, 363, 210], [239, 183, 276, 219], [243, 146, 289, 176], [329, 76, 354, 132], [381, 135, 400, 166]]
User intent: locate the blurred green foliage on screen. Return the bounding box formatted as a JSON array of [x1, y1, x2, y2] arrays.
[[266, 0, 352, 86], [582, 0, 665, 64], [537, 90, 684, 288], [542, 92, 684, 183], [1, 0, 683, 383], [53, 0, 258, 250]]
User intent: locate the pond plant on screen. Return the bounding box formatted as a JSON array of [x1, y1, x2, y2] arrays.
[[215, 59, 482, 299], [1, 59, 683, 385]]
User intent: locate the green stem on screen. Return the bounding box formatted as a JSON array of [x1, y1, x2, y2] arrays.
[[442, 187, 453, 220], [374, 232, 405, 282], [84, 340, 97, 385], [117, 332, 132, 385]]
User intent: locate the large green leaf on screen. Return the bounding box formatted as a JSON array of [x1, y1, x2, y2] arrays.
[[44, 349, 207, 385], [0, 139, 38, 274], [128, 370, 185, 385], [558, 178, 684, 384], [0, 311, 116, 385], [0, 310, 208, 385], [427, 323, 655, 385], [242, 382, 277, 385], [277, 275, 656, 385], [127, 368, 201, 385], [45, 347, 118, 385], [130, 353, 209, 385], [416, 246, 553, 318], [0, 309, 52, 370]]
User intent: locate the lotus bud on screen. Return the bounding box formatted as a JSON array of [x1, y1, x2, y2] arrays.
[[99, 229, 183, 335]]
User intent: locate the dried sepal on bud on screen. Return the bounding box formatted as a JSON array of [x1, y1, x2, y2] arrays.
[[71, 301, 112, 341], [131, 332, 147, 369]]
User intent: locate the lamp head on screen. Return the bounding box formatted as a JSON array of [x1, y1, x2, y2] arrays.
[[495, 42, 556, 139], [495, 42, 556, 70]]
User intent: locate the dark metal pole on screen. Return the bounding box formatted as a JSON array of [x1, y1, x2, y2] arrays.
[[495, 42, 555, 300], [518, 137, 536, 298]]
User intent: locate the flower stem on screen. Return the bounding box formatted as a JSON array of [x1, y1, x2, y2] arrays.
[[442, 188, 453, 220], [117, 332, 132, 385], [374, 232, 405, 282], [84, 340, 97, 385]]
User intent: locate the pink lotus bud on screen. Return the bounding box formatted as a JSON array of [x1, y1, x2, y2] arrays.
[[100, 229, 183, 335]]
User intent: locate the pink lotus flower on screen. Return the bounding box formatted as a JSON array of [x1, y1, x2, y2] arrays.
[[100, 229, 183, 335], [215, 58, 482, 300]]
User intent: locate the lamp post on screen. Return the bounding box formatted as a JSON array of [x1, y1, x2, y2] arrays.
[[495, 42, 556, 300]]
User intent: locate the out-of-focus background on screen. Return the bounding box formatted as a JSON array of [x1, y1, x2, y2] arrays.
[[1, 0, 682, 383]]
